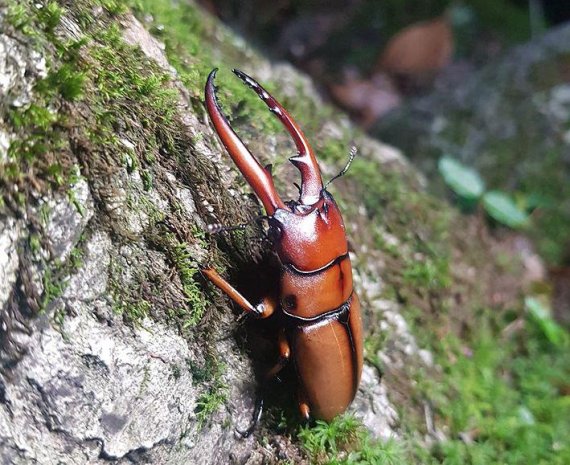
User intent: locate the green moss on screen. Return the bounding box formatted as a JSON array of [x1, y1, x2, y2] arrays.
[[195, 386, 228, 429], [1, 4, 90, 203], [317, 133, 357, 167], [2, 0, 220, 330], [42, 64, 86, 101], [6, 1, 63, 38], [141, 1, 262, 122], [349, 156, 452, 297], [40, 264, 67, 312], [5, 3, 32, 32], [402, 257, 450, 292], [298, 415, 406, 465], [109, 234, 207, 328], [40, 237, 86, 315], [189, 353, 228, 428], [411, 312, 570, 465], [36, 1, 64, 33], [85, 22, 181, 160], [95, 0, 128, 16], [129, 0, 210, 91], [140, 169, 152, 191], [169, 239, 207, 328], [3, 92, 70, 196], [119, 299, 152, 322], [109, 255, 155, 324]]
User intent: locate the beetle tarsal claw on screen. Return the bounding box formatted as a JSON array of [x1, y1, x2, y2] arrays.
[[235, 397, 264, 439]]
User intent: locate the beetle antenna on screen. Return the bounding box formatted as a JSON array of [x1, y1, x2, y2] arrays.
[[323, 146, 357, 191], [207, 215, 269, 235]]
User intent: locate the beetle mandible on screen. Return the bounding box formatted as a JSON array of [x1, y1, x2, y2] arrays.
[[202, 68, 363, 431]]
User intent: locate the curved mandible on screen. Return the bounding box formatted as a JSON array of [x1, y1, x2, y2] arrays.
[[233, 69, 324, 206], [205, 69, 286, 215]]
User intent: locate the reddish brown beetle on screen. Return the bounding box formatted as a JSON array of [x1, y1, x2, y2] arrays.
[[203, 69, 363, 431]]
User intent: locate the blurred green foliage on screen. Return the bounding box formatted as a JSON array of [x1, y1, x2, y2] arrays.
[[438, 156, 530, 228]]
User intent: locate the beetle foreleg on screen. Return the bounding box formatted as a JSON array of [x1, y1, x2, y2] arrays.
[[265, 329, 291, 380], [201, 268, 275, 318], [207, 215, 270, 235], [236, 397, 263, 438]]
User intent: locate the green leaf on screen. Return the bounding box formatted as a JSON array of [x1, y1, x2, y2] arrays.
[[517, 406, 535, 425], [482, 191, 529, 228], [525, 296, 568, 347], [438, 156, 485, 200]]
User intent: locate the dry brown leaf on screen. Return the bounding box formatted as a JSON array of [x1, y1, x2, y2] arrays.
[[329, 72, 401, 128], [378, 15, 453, 76]]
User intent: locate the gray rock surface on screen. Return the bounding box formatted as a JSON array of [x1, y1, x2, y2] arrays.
[[0, 231, 256, 463]]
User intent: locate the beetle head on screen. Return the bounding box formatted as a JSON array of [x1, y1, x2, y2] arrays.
[[269, 190, 349, 271]]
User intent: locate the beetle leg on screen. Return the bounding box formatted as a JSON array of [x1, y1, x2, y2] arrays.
[[265, 329, 291, 380], [232, 69, 324, 205], [236, 397, 264, 439], [205, 69, 286, 215], [236, 330, 290, 438], [201, 268, 275, 318], [298, 390, 311, 421]]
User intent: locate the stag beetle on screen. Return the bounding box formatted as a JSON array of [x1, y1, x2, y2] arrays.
[[202, 69, 362, 435]]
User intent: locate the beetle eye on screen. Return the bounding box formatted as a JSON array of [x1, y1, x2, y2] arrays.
[[267, 217, 282, 242], [268, 224, 282, 242]]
